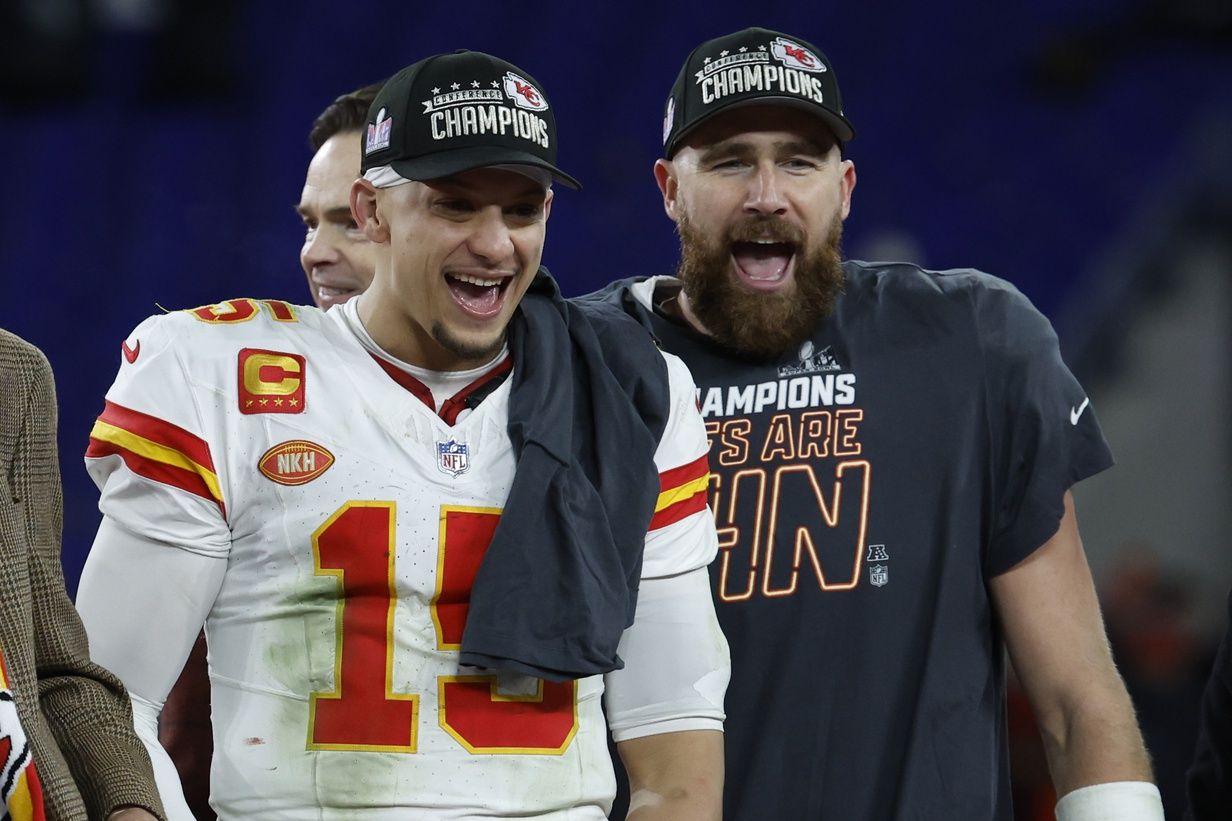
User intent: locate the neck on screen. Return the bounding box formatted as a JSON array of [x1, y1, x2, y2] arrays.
[[355, 288, 441, 371]]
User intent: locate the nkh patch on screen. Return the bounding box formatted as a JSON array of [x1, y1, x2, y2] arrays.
[[436, 439, 470, 477], [258, 440, 334, 486], [238, 348, 306, 414]]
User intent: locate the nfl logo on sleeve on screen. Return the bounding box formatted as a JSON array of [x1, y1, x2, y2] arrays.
[[437, 439, 470, 477]]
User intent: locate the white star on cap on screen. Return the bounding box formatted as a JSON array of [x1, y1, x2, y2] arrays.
[[471, 80, 480, 88], [431, 86, 441, 93], [450, 82, 460, 90], [738, 46, 748, 52], [758, 45, 767, 51], [720, 49, 729, 56], [703, 57, 711, 64], [490, 80, 499, 88]]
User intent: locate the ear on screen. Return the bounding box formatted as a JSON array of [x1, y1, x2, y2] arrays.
[[653, 158, 680, 223], [350, 178, 389, 243], [543, 187, 554, 222], [838, 159, 857, 220]]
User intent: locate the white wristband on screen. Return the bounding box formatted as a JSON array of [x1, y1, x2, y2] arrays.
[[1054, 781, 1164, 821]]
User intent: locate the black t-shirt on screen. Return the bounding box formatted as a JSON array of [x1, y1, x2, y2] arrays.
[[589, 261, 1113, 820]]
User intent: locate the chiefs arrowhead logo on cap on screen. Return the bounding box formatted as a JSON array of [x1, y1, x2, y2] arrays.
[[258, 440, 334, 486], [770, 37, 826, 73], [503, 71, 548, 111]]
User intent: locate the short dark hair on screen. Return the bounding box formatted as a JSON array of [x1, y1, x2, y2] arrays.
[[308, 80, 385, 151]]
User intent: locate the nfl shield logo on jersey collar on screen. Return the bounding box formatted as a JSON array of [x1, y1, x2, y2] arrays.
[[437, 438, 470, 477]]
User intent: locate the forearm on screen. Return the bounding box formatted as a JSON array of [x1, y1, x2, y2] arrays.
[[130, 693, 199, 821], [992, 495, 1161, 819], [620, 730, 724, 821], [77, 517, 226, 820], [1037, 679, 1154, 796]]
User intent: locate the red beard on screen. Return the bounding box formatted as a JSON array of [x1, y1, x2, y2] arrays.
[[675, 212, 845, 360]]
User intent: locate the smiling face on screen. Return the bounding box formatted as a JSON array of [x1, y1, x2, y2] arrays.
[[656, 105, 856, 358], [296, 132, 379, 310], [351, 167, 552, 371]]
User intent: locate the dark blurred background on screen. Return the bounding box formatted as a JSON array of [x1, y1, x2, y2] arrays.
[[2, 1, 1230, 817]]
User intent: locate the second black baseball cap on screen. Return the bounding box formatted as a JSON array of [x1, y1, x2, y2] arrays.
[[360, 49, 581, 189], [662, 27, 855, 157]]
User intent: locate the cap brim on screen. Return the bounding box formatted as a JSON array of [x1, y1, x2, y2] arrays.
[[389, 146, 581, 190], [670, 95, 855, 155]]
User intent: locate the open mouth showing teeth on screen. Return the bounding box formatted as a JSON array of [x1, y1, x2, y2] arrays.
[[318, 286, 360, 298], [731, 240, 796, 284], [446, 272, 512, 316]]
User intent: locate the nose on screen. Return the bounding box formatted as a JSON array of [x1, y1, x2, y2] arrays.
[[743, 162, 788, 217], [467, 206, 516, 263], [301, 227, 339, 273]]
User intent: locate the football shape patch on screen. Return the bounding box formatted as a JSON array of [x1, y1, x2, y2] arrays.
[[259, 440, 334, 486]]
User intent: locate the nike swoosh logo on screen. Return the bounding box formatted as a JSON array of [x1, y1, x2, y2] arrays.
[[122, 339, 140, 364], [1070, 397, 1090, 425]]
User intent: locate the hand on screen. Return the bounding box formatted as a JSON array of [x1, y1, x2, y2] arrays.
[[107, 809, 159, 821]]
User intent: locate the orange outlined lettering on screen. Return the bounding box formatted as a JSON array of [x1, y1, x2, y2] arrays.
[[834, 410, 864, 457]]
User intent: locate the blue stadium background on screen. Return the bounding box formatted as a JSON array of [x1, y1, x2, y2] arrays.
[[2, 0, 1228, 587]]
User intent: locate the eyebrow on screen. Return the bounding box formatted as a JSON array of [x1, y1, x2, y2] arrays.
[[294, 204, 355, 223], [699, 137, 833, 163]]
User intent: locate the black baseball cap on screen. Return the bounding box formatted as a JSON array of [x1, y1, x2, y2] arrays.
[[360, 49, 580, 189], [662, 27, 855, 157]]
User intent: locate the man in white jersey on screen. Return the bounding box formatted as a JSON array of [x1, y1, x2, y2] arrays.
[[76, 50, 728, 820], [155, 80, 389, 821]]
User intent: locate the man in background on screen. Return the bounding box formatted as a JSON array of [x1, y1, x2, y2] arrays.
[[297, 81, 384, 310], [595, 26, 1162, 820]]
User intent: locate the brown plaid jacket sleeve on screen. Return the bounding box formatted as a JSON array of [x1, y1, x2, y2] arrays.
[[0, 328, 165, 820]]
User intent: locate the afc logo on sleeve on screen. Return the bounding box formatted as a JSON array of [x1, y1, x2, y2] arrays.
[[238, 348, 306, 414]]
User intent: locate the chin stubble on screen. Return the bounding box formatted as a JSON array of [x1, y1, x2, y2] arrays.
[[431, 322, 505, 367]]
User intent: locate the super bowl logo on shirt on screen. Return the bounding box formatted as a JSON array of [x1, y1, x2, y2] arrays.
[[366, 107, 392, 155], [770, 37, 826, 72], [437, 439, 470, 477], [778, 340, 841, 377], [502, 71, 548, 111]]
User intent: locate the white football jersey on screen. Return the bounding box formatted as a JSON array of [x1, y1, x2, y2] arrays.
[[85, 297, 717, 820]]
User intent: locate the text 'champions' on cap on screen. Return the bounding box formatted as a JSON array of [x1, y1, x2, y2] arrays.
[[361, 49, 580, 189], [662, 27, 855, 157]]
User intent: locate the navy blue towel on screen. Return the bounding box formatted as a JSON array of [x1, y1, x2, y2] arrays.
[[459, 269, 670, 681]]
